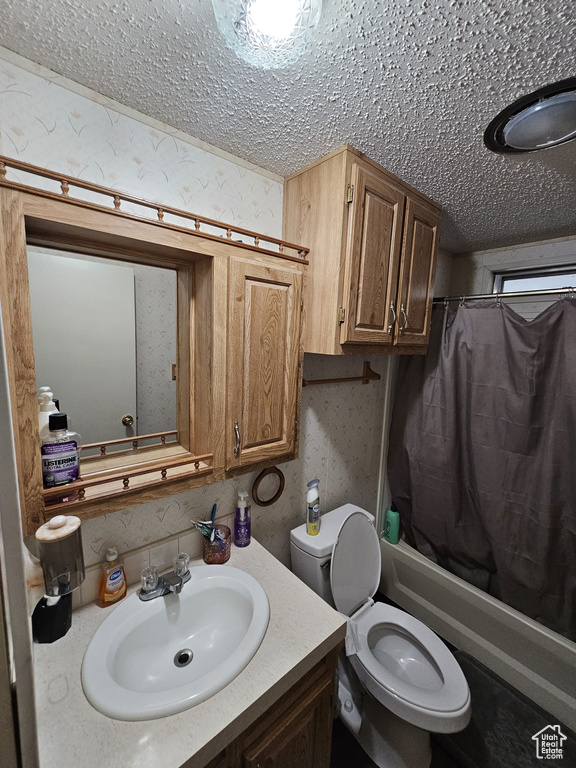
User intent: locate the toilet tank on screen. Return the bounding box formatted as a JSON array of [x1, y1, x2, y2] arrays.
[[290, 503, 374, 606]]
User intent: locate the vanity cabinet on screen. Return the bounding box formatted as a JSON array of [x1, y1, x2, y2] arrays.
[[283, 144, 441, 355], [205, 654, 335, 768], [226, 259, 302, 470]]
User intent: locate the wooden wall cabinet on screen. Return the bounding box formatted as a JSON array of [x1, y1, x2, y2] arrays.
[[0, 157, 306, 535], [226, 259, 302, 470], [283, 144, 441, 355]]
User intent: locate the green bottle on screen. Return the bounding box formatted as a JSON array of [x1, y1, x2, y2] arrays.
[[384, 505, 400, 544]]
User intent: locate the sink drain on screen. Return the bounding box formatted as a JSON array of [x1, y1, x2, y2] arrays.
[[174, 649, 193, 668]]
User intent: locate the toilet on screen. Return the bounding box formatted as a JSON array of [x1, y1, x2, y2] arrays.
[[290, 504, 471, 768]]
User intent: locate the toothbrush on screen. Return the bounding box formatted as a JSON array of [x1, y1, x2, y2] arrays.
[[210, 503, 217, 541]]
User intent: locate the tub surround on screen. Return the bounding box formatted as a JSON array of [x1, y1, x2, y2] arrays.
[[33, 538, 346, 768]]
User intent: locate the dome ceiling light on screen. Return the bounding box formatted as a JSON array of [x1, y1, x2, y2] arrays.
[[484, 78, 576, 154], [211, 0, 322, 69]]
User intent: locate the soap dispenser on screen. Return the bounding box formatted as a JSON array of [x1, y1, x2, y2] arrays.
[[234, 491, 251, 547], [32, 514, 85, 643], [38, 390, 59, 440]]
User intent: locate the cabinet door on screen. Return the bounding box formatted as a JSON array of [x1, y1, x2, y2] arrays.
[[227, 259, 302, 468], [395, 197, 440, 346], [341, 163, 405, 345], [242, 674, 333, 768]]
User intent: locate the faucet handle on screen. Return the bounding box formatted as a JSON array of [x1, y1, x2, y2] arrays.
[[173, 552, 190, 578], [140, 565, 159, 593]]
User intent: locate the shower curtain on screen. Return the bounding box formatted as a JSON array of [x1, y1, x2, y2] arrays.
[[388, 299, 576, 640]]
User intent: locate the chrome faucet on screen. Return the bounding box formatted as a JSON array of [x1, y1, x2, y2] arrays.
[[139, 553, 191, 601]]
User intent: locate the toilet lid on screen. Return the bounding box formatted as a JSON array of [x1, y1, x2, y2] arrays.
[[330, 510, 382, 616]]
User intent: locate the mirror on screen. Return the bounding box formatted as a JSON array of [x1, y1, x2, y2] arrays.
[[27, 246, 177, 450]]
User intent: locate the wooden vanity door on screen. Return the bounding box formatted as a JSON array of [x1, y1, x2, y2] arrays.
[[340, 163, 405, 346], [395, 197, 440, 347], [227, 259, 302, 468], [242, 673, 333, 768]]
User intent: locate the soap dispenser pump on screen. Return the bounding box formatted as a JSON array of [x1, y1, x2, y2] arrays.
[[234, 491, 251, 547]]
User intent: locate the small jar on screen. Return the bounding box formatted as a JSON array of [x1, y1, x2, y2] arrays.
[[203, 525, 231, 564]]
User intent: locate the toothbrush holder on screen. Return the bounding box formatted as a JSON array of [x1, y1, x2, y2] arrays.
[[203, 525, 231, 564]]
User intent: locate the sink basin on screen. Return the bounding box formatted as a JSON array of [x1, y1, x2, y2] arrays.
[[81, 564, 269, 720]]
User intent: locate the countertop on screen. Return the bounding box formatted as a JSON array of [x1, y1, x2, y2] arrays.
[[33, 538, 347, 768]]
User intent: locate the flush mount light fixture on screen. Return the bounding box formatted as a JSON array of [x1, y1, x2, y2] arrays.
[[211, 0, 322, 69], [484, 77, 576, 154]]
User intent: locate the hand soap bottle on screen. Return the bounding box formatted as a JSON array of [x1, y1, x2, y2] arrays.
[[38, 390, 59, 440], [234, 491, 251, 547], [98, 547, 127, 607]]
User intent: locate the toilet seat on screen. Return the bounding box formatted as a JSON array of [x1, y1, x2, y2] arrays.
[[328, 510, 470, 733], [353, 602, 470, 714], [330, 510, 381, 617]]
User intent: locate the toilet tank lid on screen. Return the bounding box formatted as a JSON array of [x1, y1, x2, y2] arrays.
[[290, 503, 374, 558]]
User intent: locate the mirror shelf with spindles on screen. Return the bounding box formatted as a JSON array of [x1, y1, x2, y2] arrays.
[[0, 156, 308, 536]]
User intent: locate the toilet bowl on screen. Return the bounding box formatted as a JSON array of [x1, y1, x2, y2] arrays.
[[290, 504, 471, 768]]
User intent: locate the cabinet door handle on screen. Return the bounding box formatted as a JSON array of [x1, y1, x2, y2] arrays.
[[399, 303, 408, 335], [388, 301, 397, 334], [234, 419, 241, 458]]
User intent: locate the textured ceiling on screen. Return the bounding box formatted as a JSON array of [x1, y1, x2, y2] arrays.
[[0, 0, 575, 253]]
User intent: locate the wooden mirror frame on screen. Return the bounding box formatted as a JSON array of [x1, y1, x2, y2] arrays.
[[0, 186, 219, 534], [0, 159, 308, 535]]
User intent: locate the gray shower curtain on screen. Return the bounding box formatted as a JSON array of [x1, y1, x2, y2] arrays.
[[388, 299, 576, 640]]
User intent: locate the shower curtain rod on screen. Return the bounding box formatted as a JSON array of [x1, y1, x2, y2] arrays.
[[433, 286, 576, 303]]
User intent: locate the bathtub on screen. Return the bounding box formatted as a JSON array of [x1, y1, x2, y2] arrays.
[[378, 538, 576, 730]]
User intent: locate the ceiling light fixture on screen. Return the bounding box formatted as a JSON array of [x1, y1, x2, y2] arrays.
[[211, 0, 322, 69], [484, 77, 576, 154]]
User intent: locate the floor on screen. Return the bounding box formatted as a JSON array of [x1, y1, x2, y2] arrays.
[[330, 717, 461, 768]]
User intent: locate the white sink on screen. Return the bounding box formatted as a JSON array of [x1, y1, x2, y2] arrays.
[[81, 564, 269, 720]]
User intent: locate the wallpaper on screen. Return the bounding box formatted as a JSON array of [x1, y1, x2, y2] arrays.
[[1, 51, 389, 573], [0, 54, 283, 237]]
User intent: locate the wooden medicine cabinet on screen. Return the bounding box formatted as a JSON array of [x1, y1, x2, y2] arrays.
[[0, 157, 307, 535], [283, 145, 441, 355]]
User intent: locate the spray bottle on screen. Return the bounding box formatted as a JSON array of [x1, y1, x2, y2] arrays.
[[306, 479, 321, 536]]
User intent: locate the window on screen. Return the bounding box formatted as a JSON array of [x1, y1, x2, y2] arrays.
[[493, 266, 576, 294]]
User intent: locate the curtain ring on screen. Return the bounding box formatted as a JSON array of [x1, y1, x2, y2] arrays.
[[496, 292, 502, 306], [459, 296, 465, 307], [252, 466, 285, 507], [443, 297, 449, 308]]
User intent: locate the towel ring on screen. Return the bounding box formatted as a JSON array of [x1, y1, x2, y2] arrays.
[[252, 466, 285, 507]]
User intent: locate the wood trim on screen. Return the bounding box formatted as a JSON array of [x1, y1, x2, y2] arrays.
[[0, 156, 309, 264], [209, 256, 228, 474], [43, 454, 213, 513], [177, 266, 193, 451], [0, 188, 45, 531]]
